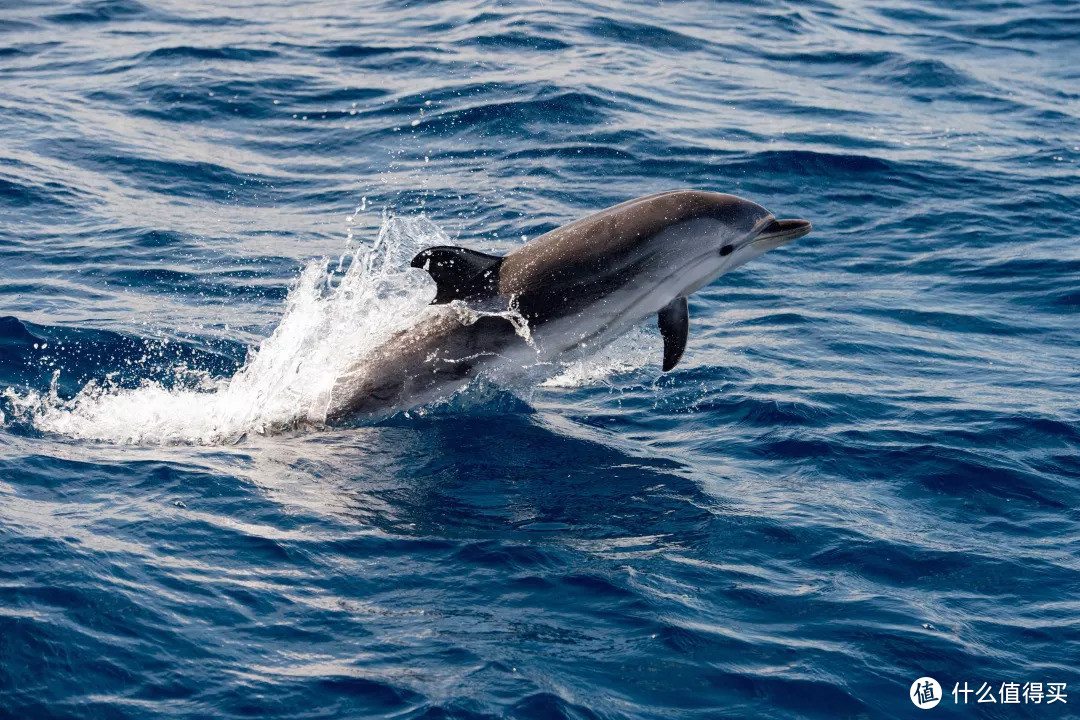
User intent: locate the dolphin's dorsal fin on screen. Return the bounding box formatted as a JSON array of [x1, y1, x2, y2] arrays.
[[657, 296, 688, 371], [411, 246, 504, 304]]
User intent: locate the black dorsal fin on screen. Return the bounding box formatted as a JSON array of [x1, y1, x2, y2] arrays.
[[657, 296, 689, 371], [411, 246, 504, 304]]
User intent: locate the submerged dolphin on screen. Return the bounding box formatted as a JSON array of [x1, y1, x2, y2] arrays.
[[327, 190, 811, 421]]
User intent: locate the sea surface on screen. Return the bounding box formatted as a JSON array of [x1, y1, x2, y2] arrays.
[[1, 0, 1078, 717]]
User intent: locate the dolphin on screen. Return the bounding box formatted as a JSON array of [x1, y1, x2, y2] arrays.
[[326, 190, 811, 421]]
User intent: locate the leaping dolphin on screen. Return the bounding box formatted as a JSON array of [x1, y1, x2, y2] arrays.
[[327, 190, 811, 421]]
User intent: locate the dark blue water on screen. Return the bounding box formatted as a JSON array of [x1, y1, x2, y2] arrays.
[[2, 0, 1079, 717]]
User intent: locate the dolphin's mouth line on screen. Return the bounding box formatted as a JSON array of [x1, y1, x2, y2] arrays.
[[751, 218, 813, 247]]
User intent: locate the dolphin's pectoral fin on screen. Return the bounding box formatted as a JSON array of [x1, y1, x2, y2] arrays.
[[657, 296, 689, 372], [411, 246, 504, 304]]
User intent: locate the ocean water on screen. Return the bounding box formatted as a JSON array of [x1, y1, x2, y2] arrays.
[[1, 0, 1078, 717]]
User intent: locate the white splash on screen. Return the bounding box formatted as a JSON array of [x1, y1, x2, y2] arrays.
[[542, 327, 656, 388], [3, 215, 654, 445], [5, 216, 441, 444]]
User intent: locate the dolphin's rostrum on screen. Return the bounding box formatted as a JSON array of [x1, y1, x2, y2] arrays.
[[327, 190, 811, 421]]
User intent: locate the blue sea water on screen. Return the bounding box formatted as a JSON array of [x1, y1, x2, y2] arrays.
[[1, 0, 1079, 717]]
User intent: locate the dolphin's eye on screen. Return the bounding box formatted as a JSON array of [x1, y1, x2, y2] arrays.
[[719, 245, 734, 256]]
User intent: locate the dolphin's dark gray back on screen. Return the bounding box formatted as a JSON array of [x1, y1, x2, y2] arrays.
[[498, 190, 768, 296]]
